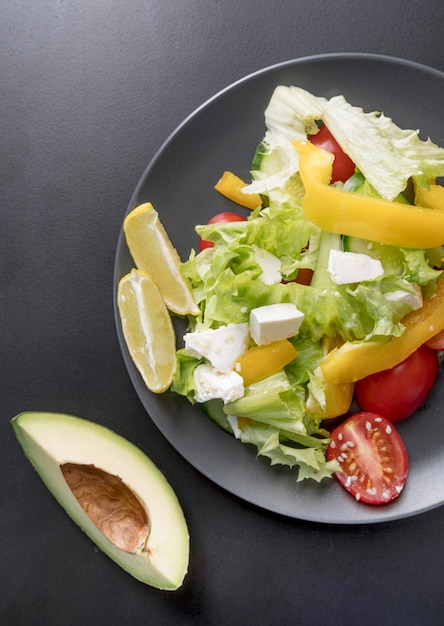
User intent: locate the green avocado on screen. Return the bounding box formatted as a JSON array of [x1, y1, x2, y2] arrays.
[[11, 412, 189, 590]]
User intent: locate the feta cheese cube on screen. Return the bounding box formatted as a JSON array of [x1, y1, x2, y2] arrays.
[[194, 363, 245, 404], [385, 282, 423, 311], [184, 323, 249, 372], [252, 245, 282, 285], [249, 303, 304, 345], [328, 249, 384, 284]]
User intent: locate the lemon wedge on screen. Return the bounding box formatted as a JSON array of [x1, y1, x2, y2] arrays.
[[123, 203, 199, 316], [117, 269, 176, 393]]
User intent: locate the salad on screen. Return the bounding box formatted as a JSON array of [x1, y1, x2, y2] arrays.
[[123, 85, 444, 506]]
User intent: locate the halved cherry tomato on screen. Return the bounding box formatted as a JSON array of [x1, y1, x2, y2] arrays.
[[199, 211, 247, 251], [327, 412, 408, 505], [426, 327, 444, 350], [354, 345, 438, 422], [309, 125, 355, 183]]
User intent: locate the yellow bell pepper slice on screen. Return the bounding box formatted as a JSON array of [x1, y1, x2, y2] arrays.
[[306, 374, 354, 420], [320, 277, 444, 383], [234, 339, 297, 387], [294, 140, 444, 249], [214, 171, 262, 210], [415, 181, 444, 210]]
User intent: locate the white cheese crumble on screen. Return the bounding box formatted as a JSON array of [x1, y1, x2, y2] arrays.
[[184, 323, 249, 372], [249, 302, 304, 345], [327, 249, 384, 284], [194, 363, 245, 404]]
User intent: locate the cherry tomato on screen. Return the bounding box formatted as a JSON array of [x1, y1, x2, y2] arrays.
[[426, 328, 444, 350], [355, 345, 438, 423], [309, 125, 355, 183], [199, 211, 247, 251], [327, 412, 408, 505]]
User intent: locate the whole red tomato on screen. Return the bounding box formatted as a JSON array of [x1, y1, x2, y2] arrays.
[[354, 345, 439, 422]]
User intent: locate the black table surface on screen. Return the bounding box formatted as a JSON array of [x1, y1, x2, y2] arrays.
[[3, 2, 444, 624]]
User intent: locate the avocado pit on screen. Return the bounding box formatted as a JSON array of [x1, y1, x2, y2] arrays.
[[61, 463, 150, 553]]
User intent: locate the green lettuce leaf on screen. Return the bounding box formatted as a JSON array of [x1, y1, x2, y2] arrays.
[[170, 349, 202, 402], [224, 370, 308, 434], [285, 335, 325, 385], [240, 424, 339, 482], [400, 248, 443, 285]]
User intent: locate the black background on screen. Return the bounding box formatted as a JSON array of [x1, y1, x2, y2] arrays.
[[2, 2, 444, 624]]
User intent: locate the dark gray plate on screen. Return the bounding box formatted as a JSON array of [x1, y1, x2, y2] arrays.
[[114, 53, 444, 524]]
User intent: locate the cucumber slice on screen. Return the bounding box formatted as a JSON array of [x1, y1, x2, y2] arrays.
[[201, 399, 233, 434], [310, 230, 343, 291], [251, 140, 284, 178], [343, 236, 404, 275]]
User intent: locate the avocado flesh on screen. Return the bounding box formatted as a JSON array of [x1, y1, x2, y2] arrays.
[[11, 412, 189, 590]]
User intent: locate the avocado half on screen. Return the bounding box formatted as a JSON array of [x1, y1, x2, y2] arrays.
[[11, 412, 189, 590]]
